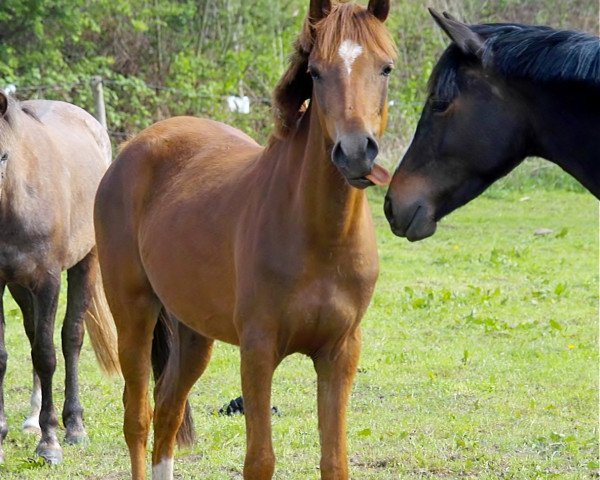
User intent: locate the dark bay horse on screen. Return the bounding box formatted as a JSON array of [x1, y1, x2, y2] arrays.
[[94, 1, 395, 478], [0, 94, 120, 464], [385, 9, 599, 241]]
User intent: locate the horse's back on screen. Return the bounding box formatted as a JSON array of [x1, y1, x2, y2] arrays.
[[100, 116, 262, 218], [22, 99, 111, 166]]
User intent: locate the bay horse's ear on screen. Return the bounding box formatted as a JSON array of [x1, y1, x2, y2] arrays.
[[429, 8, 484, 58], [442, 11, 459, 22], [309, 0, 332, 21], [368, 0, 390, 22], [0, 92, 8, 118]]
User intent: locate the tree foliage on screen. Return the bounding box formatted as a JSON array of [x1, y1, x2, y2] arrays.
[[0, 0, 596, 148]]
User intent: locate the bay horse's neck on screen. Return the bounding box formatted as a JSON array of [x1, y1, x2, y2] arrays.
[[524, 82, 600, 197], [263, 103, 369, 244]]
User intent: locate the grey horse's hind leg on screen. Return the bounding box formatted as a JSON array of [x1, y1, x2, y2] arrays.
[[61, 251, 96, 445], [7, 284, 42, 435], [0, 282, 8, 463]]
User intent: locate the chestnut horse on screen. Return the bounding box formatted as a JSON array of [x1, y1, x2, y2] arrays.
[[94, 1, 395, 478], [0, 94, 120, 464], [385, 10, 600, 241]]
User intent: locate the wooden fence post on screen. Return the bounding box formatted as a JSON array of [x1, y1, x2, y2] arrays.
[[91, 76, 107, 129]]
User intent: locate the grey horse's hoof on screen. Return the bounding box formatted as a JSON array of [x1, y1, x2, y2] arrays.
[[35, 441, 63, 465], [23, 415, 42, 435], [65, 428, 89, 445]]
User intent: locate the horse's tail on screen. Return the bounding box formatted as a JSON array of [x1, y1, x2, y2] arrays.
[[152, 308, 195, 447], [84, 268, 121, 375]]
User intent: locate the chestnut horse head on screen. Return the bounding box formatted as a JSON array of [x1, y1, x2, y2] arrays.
[[385, 10, 600, 241], [274, 0, 396, 188]]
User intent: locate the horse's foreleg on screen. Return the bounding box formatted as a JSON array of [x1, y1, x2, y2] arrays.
[[0, 282, 8, 463], [30, 275, 62, 464], [62, 251, 96, 444], [240, 330, 279, 480], [313, 329, 361, 480], [152, 322, 214, 480], [7, 284, 41, 435]]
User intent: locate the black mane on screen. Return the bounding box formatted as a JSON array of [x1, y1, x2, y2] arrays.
[[429, 23, 600, 100]]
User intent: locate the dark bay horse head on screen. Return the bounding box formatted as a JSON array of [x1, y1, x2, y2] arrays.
[[384, 10, 600, 241], [273, 0, 396, 188]]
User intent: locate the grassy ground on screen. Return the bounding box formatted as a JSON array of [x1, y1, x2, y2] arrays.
[[0, 167, 597, 479]]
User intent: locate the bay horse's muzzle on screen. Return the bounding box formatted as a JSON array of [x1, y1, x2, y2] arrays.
[[332, 133, 379, 185], [384, 193, 437, 241]]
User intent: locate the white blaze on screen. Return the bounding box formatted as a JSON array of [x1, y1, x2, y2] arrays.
[[153, 458, 174, 480], [338, 40, 363, 75]]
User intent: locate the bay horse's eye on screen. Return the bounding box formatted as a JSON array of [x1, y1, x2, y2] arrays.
[[381, 65, 393, 77], [431, 100, 451, 113], [308, 67, 322, 80]]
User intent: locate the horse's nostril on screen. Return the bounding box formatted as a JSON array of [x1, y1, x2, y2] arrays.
[[366, 136, 379, 162], [332, 141, 345, 166], [384, 195, 394, 223]]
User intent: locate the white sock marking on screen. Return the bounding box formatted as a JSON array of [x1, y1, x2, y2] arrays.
[[153, 458, 174, 480], [22, 375, 41, 432], [338, 40, 363, 75]]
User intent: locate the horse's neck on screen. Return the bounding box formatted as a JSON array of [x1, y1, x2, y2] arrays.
[[527, 83, 600, 197], [0, 117, 36, 220], [262, 106, 369, 244]]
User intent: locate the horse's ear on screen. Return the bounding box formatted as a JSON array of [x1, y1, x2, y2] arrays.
[[368, 0, 390, 22], [0, 92, 8, 118], [429, 8, 484, 58], [442, 11, 459, 22], [272, 47, 312, 138], [309, 0, 332, 21]]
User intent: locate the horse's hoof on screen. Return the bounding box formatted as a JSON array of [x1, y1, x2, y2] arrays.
[[22, 420, 42, 436], [35, 442, 63, 465], [65, 428, 89, 445]]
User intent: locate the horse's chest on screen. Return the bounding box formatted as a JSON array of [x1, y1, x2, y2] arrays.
[[0, 220, 56, 282], [279, 272, 375, 353], [252, 253, 378, 349], [0, 242, 39, 282]]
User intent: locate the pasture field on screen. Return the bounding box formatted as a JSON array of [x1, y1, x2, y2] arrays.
[[0, 166, 597, 479]]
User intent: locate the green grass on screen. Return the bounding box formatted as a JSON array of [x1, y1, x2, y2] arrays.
[[0, 169, 597, 479]]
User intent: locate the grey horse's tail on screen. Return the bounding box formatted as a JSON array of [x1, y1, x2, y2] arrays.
[[84, 266, 121, 375]]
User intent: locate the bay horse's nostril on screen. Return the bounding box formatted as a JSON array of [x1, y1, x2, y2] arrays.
[[384, 195, 394, 223]]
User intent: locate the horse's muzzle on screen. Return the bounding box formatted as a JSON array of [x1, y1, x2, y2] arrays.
[[331, 133, 379, 184], [384, 194, 437, 241]]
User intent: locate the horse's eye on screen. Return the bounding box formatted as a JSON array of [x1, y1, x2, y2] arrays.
[[0, 153, 7, 163], [381, 65, 393, 77], [431, 100, 451, 113], [308, 67, 321, 80]]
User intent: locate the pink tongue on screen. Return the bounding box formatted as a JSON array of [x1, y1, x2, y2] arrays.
[[365, 163, 391, 186]]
